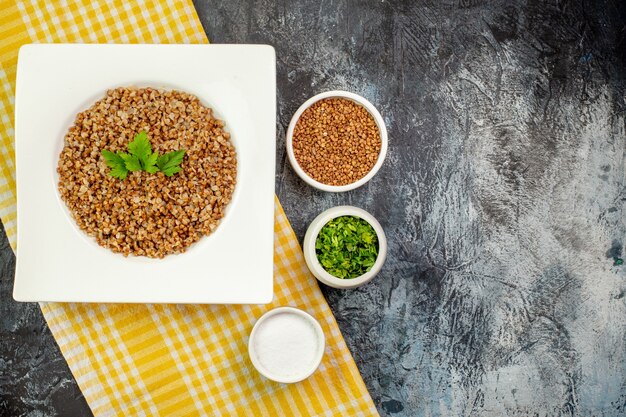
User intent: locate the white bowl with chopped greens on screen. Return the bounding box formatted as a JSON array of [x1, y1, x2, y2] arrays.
[[303, 206, 387, 289]]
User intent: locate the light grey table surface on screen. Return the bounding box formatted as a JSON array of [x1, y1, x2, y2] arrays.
[[1, 1, 625, 416]]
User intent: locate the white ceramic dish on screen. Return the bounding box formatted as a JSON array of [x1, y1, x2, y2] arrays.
[[303, 206, 387, 289], [248, 307, 325, 383], [285, 90, 388, 192], [13, 44, 276, 304]]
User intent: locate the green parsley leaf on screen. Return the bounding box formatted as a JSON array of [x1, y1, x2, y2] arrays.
[[143, 151, 159, 173], [145, 164, 160, 174], [101, 149, 128, 179], [102, 132, 185, 179], [109, 164, 129, 180], [157, 150, 186, 176], [315, 216, 379, 279], [119, 152, 142, 171], [162, 166, 182, 177], [127, 131, 151, 163], [101, 149, 123, 168]]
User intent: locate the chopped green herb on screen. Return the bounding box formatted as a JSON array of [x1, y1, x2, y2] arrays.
[[315, 215, 379, 279], [614, 257, 623, 266], [101, 131, 185, 179]]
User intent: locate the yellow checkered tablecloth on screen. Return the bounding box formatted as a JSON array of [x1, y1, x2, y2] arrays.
[[0, 1, 379, 416]]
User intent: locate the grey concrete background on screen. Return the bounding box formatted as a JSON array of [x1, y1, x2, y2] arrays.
[[1, 1, 625, 416]]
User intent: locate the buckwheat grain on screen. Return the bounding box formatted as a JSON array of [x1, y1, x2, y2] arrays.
[[57, 87, 237, 258], [292, 98, 381, 186]]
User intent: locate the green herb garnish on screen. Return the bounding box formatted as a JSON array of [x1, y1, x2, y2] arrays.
[[101, 149, 129, 180], [315, 215, 379, 279], [157, 149, 186, 177], [101, 131, 186, 179]]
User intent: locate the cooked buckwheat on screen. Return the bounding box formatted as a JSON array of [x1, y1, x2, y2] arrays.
[[57, 87, 237, 258]]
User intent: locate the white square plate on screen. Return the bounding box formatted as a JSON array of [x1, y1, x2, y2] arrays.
[[13, 44, 276, 304]]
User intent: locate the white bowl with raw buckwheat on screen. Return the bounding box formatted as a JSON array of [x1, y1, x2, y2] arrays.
[[286, 90, 388, 192]]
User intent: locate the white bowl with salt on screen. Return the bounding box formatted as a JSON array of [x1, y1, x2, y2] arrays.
[[248, 307, 325, 383]]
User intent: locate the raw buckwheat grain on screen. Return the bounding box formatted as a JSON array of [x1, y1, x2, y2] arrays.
[[292, 98, 381, 186]]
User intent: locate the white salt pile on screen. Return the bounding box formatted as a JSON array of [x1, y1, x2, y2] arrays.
[[252, 311, 321, 380]]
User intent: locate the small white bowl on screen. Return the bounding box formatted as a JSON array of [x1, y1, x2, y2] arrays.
[[303, 206, 387, 289], [286, 90, 388, 192], [248, 307, 325, 383]]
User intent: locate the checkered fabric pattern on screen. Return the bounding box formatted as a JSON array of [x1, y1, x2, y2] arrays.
[[0, 1, 379, 416]]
